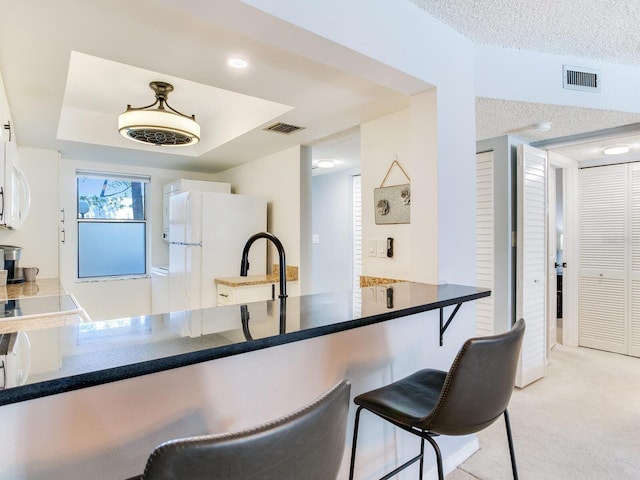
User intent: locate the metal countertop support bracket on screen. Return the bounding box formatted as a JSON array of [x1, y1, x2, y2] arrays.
[[439, 303, 462, 346]]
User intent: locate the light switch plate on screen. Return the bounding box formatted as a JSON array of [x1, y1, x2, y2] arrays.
[[367, 240, 377, 257], [377, 239, 387, 258], [366, 287, 376, 302]]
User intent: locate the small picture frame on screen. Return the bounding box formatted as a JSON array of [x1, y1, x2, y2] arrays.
[[374, 183, 410, 224]]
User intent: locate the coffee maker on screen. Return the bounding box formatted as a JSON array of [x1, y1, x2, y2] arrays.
[[0, 245, 23, 284]]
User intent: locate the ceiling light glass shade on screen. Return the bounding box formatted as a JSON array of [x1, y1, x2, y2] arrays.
[[118, 82, 200, 147], [227, 58, 249, 69], [316, 160, 336, 168], [119, 109, 200, 146], [603, 145, 629, 155]]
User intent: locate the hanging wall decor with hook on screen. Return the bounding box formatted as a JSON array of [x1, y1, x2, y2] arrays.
[[374, 157, 411, 224]]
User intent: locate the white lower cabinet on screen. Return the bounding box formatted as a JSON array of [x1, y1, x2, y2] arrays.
[[217, 283, 275, 306], [150, 268, 169, 314]]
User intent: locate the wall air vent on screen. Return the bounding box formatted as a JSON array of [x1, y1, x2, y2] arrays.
[[563, 65, 600, 93], [263, 122, 305, 135]]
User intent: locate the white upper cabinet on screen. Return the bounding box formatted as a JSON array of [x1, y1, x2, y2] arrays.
[[0, 70, 31, 230]]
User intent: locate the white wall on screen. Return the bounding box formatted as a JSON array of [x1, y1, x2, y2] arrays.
[[361, 90, 439, 283], [0, 147, 60, 279], [361, 109, 414, 280], [475, 44, 640, 112], [311, 168, 358, 294], [215, 145, 310, 295]]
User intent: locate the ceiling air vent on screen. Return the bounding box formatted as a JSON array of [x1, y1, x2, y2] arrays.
[[263, 122, 305, 135], [563, 65, 600, 93]]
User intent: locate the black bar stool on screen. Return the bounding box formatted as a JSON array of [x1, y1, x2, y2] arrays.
[[349, 319, 525, 480], [128, 380, 350, 480]]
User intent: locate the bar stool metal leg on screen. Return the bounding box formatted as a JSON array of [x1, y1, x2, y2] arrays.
[[419, 437, 425, 480], [424, 435, 444, 480], [349, 406, 427, 480], [504, 409, 519, 479], [348, 406, 363, 480]]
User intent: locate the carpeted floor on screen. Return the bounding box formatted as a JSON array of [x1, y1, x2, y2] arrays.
[[447, 344, 640, 479]]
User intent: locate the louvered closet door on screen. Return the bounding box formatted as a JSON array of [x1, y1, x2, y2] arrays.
[[579, 164, 628, 354], [630, 164, 640, 356], [476, 151, 494, 336], [516, 145, 547, 388]]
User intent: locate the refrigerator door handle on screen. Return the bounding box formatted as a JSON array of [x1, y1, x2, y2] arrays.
[[184, 192, 192, 244], [185, 246, 191, 300]]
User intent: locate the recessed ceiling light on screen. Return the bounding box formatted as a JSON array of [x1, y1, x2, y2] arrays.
[[604, 145, 630, 155], [316, 160, 336, 169], [227, 58, 248, 69]]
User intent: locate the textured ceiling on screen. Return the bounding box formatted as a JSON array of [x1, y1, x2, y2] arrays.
[[476, 98, 640, 143], [409, 0, 640, 65], [408, 0, 640, 162]]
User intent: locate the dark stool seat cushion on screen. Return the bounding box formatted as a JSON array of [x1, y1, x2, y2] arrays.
[[354, 369, 447, 426]]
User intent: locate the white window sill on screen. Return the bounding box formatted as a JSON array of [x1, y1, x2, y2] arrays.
[[75, 275, 151, 283]]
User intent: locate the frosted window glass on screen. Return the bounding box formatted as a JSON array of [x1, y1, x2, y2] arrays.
[[78, 222, 146, 278]]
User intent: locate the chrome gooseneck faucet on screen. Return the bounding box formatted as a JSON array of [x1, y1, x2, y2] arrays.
[[240, 232, 287, 299]]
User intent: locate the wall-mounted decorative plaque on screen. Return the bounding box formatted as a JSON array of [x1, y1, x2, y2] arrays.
[[374, 159, 411, 225]]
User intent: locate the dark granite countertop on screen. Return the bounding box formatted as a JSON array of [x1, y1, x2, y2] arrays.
[[0, 282, 489, 406]]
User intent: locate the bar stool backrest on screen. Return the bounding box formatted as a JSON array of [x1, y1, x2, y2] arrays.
[[138, 380, 351, 480], [419, 318, 525, 436]]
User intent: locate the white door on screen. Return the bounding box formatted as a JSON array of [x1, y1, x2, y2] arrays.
[[579, 164, 627, 354], [516, 144, 547, 388], [476, 151, 495, 336], [631, 164, 640, 357]]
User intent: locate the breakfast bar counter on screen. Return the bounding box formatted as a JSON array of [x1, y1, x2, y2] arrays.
[[0, 282, 488, 406]]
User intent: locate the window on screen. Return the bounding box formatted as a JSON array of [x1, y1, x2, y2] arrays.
[[76, 171, 150, 278]]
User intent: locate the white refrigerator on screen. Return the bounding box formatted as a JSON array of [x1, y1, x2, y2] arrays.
[[168, 191, 267, 314]]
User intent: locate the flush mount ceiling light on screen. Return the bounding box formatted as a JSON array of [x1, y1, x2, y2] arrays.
[[227, 57, 249, 69], [118, 81, 200, 146], [316, 160, 336, 169], [604, 144, 630, 155]]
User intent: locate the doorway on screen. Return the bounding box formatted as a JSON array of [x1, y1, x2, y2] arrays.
[[310, 127, 361, 295], [552, 168, 565, 345]]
